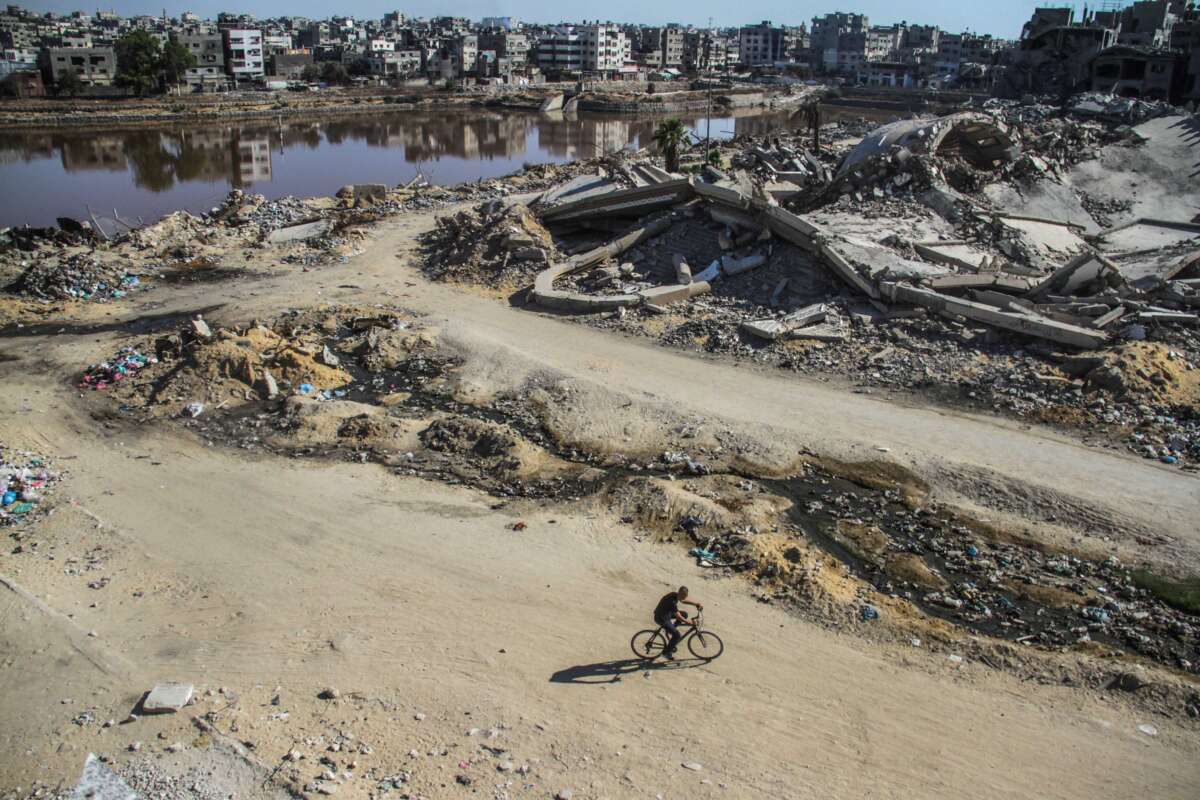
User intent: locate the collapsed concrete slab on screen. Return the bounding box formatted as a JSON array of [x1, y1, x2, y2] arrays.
[[266, 219, 332, 244], [885, 283, 1108, 349], [539, 179, 694, 225]]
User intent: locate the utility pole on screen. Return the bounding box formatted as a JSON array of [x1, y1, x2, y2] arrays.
[[704, 16, 712, 158]]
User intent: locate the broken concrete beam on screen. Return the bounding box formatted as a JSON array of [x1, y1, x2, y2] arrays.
[[142, 682, 194, 713], [693, 259, 721, 283], [722, 252, 767, 277], [540, 93, 565, 112], [637, 281, 712, 306], [540, 179, 694, 224], [740, 303, 829, 342], [770, 278, 789, 306], [818, 241, 882, 300], [266, 219, 332, 244], [1136, 311, 1199, 325], [672, 254, 693, 284], [971, 289, 1034, 311], [789, 322, 849, 342], [572, 217, 673, 271], [694, 180, 754, 211], [708, 205, 763, 231], [926, 274, 1036, 293], [533, 288, 641, 313], [741, 318, 792, 341], [888, 284, 1108, 349], [1027, 251, 1121, 301], [783, 303, 830, 327], [1091, 306, 1127, 329]]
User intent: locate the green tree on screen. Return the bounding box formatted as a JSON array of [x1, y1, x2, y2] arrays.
[[300, 63, 321, 82], [348, 58, 372, 78], [55, 69, 84, 97], [115, 30, 163, 96], [653, 118, 689, 173], [320, 61, 350, 85], [160, 39, 197, 87]]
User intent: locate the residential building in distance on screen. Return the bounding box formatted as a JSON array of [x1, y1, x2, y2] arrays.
[[738, 20, 788, 67], [175, 32, 229, 92], [222, 28, 264, 85], [39, 45, 114, 86]]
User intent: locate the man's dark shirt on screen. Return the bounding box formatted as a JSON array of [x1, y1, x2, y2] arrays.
[[654, 592, 679, 623]]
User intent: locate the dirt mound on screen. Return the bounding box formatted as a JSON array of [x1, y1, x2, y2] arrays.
[[421, 202, 559, 286], [1068, 342, 1200, 408]]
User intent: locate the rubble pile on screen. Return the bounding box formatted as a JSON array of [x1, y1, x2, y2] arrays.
[[1, 449, 58, 535], [684, 466, 1200, 673], [6, 252, 144, 302], [422, 202, 561, 286], [440, 99, 1200, 462]]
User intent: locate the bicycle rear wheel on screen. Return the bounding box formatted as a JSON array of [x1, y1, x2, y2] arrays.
[[631, 629, 666, 660], [688, 629, 724, 660]]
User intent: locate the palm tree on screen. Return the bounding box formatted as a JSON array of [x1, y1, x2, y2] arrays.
[[653, 118, 689, 174]]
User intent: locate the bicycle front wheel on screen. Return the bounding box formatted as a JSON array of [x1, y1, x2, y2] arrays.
[[631, 629, 665, 660], [688, 629, 724, 660]]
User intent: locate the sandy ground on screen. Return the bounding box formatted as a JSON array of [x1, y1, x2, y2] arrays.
[[1, 208, 1198, 798]]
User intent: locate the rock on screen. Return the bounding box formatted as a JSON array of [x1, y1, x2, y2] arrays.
[[352, 184, 388, 206], [1107, 673, 1147, 692], [320, 345, 340, 368], [285, 749, 302, 762], [191, 318, 212, 340], [318, 687, 340, 700], [142, 683, 194, 713], [682, 762, 703, 771], [414, 712, 425, 721], [555, 790, 574, 800], [261, 369, 279, 400], [498, 761, 515, 772], [1138, 723, 1158, 736]]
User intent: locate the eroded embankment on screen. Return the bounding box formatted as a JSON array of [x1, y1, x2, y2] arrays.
[[61, 303, 1200, 704]]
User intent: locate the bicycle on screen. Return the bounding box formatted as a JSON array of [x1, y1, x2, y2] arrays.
[[630, 611, 724, 661]]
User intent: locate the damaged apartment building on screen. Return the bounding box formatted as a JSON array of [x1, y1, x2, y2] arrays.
[[999, 1, 1200, 104]]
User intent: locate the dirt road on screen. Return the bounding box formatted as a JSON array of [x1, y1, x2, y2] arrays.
[[1, 210, 1197, 797]]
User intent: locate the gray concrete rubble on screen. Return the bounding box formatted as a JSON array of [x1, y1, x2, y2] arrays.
[[142, 682, 194, 713]]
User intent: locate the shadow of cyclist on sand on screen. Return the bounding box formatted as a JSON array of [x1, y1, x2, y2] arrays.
[[549, 656, 706, 685]]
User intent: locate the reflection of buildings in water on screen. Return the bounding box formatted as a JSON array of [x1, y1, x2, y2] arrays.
[[234, 135, 272, 186], [537, 117, 636, 160], [396, 115, 530, 163], [58, 135, 127, 172]]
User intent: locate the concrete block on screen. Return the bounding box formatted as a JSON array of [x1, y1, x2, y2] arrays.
[[142, 682, 194, 713], [267, 219, 332, 244]]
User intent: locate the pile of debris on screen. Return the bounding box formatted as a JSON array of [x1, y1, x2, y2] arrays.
[[6, 252, 144, 302], [422, 201, 561, 286], [409, 99, 1199, 461], [1, 449, 57, 531]]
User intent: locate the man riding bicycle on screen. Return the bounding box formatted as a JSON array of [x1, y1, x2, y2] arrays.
[[653, 586, 703, 659]]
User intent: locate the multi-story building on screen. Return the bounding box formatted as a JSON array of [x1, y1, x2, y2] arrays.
[[478, 31, 529, 69], [222, 28, 264, 85], [582, 23, 628, 75], [645, 25, 684, 68], [175, 32, 228, 92], [1091, 44, 1186, 101], [268, 49, 313, 81], [39, 45, 114, 86], [683, 30, 732, 73], [536, 26, 584, 74], [0, 46, 36, 77], [810, 12, 868, 72], [738, 21, 787, 66]]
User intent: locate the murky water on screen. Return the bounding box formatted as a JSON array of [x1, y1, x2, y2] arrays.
[[0, 107, 822, 228]]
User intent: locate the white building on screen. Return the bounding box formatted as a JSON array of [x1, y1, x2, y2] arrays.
[[222, 28, 264, 84], [582, 23, 629, 75]]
